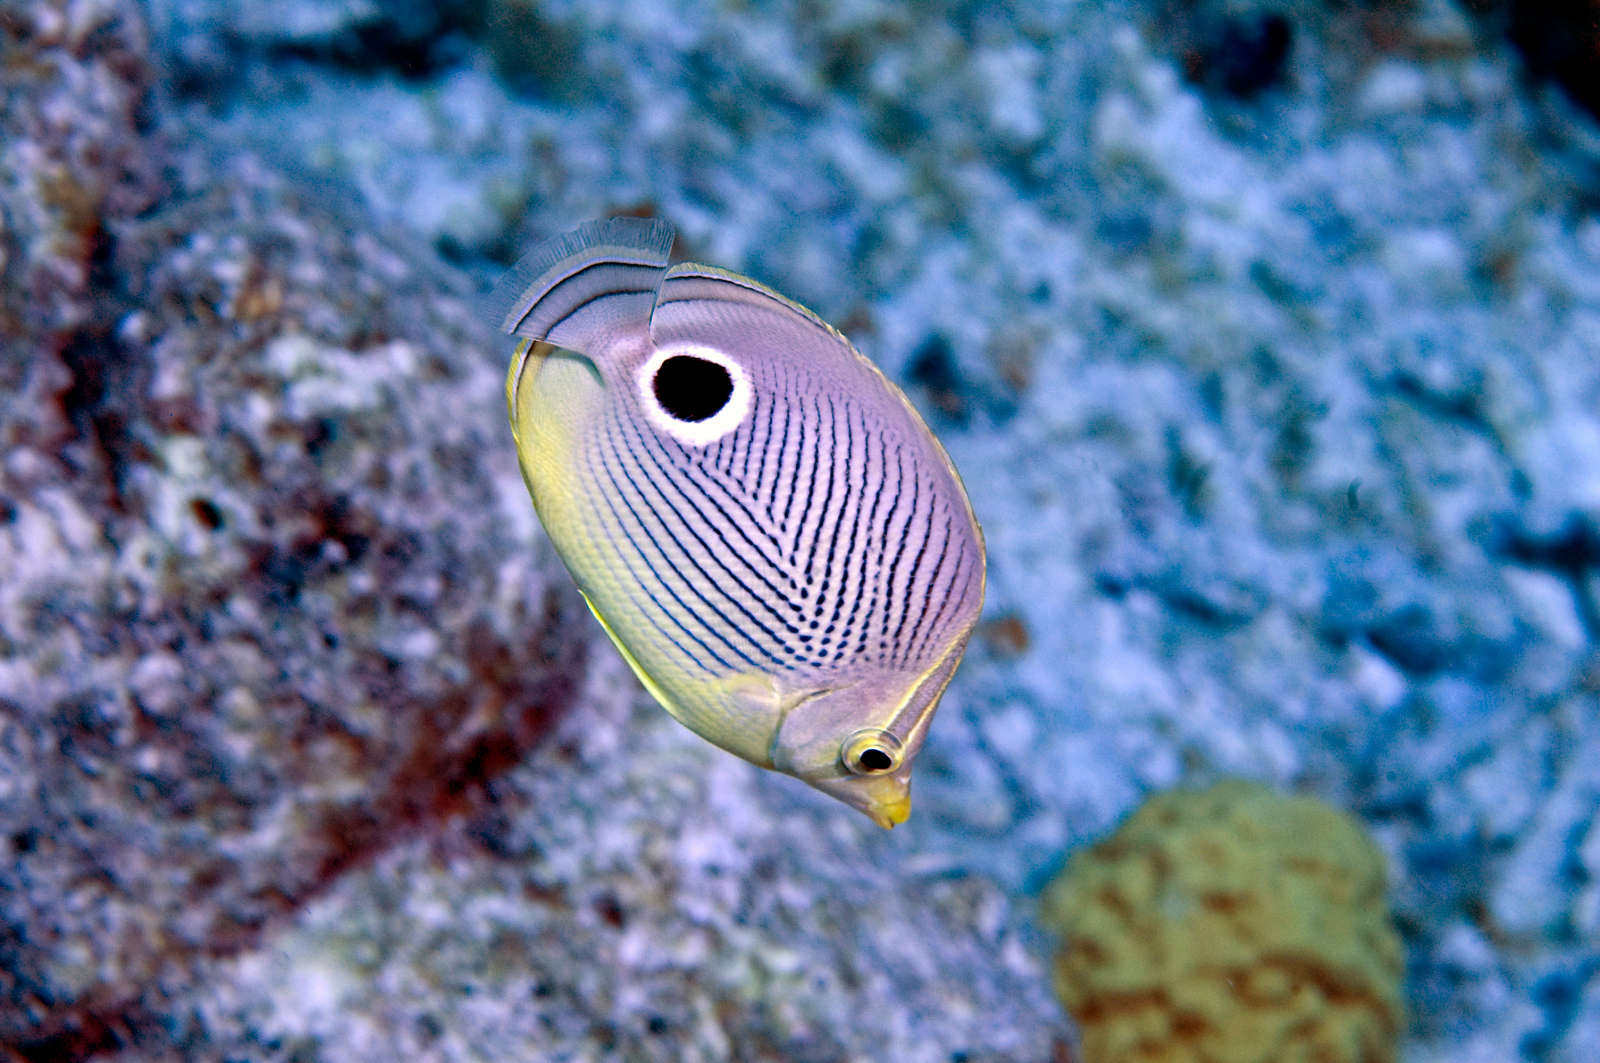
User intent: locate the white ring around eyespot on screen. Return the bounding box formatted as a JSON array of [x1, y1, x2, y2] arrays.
[[636, 344, 753, 447]]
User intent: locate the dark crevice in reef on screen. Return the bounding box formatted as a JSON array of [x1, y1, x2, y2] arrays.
[[257, 9, 481, 82], [160, 1, 609, 113], [1458, 0, 1600, 125], [1158, 0, 1600, 138], [166, 1, 487, 100], [1184, 11, 1294, 100], [1316, 582, 1463, 680], [1489, 513, 1600, 639], [1497, 0, 1600, 123], [10, 1003, 170, 1063], [57, 235, 151, 518], [165, 1, 598, 103], [1155, 2, 1296, 105], [1363, 604, 1458, 678], [906, 334, 972, 428]]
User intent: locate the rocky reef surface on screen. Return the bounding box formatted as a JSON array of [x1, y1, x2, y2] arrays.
[[5, 0, 1600, 1059], [0, 1, 1071, 1059]]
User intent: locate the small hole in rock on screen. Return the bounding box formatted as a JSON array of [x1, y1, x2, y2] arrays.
[[190, 497, 224, 530]]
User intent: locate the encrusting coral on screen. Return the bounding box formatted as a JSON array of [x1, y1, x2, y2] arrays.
[[1041, 780, 1404, 1063]]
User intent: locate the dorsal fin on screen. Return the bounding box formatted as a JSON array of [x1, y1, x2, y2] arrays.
[[652, 263, 844, 345], [648, 262, 857, 382], [483, 217, 675, 353]]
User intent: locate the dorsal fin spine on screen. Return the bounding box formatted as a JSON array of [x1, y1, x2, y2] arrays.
[[483, 217, 675, 354]]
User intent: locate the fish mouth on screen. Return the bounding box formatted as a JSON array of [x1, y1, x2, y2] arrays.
[[864, 786, 912, 829], [811, 771, 912, 829]]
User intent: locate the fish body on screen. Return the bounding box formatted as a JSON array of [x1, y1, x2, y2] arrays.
[[488, 218, 984, 827]]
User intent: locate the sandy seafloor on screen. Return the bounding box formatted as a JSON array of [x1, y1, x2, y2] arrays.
[[5, 0, 1600, 1059]]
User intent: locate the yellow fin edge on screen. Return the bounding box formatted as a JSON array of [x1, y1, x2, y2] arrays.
[[580, 589, 681, 714]]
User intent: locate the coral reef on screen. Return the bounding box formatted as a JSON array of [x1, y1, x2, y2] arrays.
[[167, 654, 1074, 1063], [7, 0, 1600, 1056], [0, 2, 1072, 1058], [0, 0, 158, 337], [1042, 780, 1404, 1063], [2, 0, 585, 1050]]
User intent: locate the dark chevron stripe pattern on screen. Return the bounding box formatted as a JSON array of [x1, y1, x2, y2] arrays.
[[587, 368, 983, 681]]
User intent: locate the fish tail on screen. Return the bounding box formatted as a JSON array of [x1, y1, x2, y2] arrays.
[[483, 217, 674, 353]]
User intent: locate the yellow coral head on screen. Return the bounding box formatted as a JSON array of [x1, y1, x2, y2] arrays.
[[1040, 780, 1404, 1063]]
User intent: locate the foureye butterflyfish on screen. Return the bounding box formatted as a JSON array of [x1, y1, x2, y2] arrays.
[[486, 218, 985, 828]]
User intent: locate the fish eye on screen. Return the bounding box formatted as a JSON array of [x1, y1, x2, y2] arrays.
[[841, 728, 903, 775], [653, 355, 733, 422]]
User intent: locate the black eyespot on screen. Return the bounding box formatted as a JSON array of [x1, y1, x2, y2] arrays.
[[653, 355, 733, 422], [858, 747, 893, 772]]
